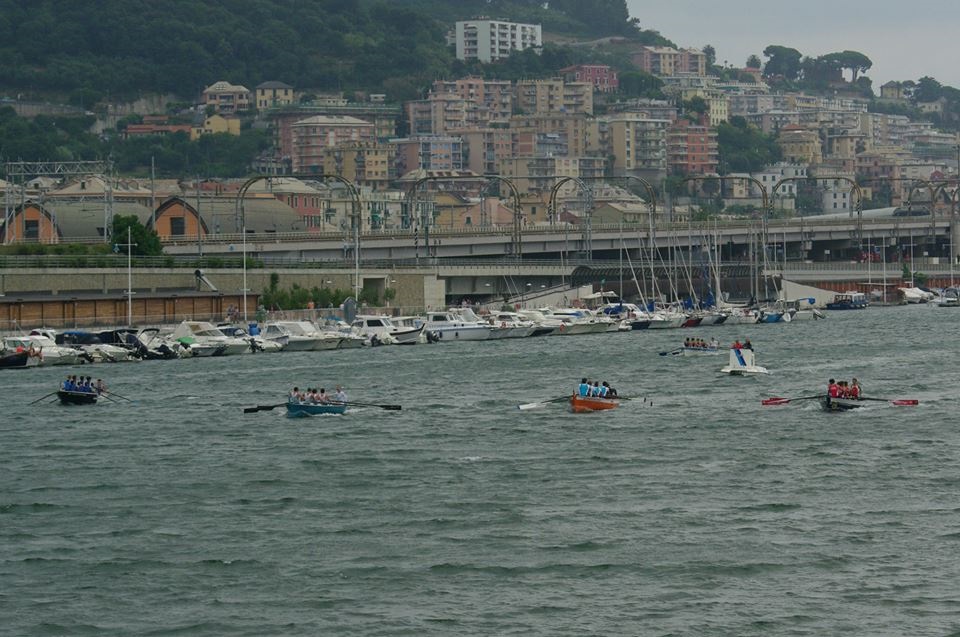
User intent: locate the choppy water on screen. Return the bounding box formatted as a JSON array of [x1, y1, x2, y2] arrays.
[[3, 305, 960, 636]]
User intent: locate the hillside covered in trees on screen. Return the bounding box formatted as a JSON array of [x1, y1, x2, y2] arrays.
[[0, 0, 668, 104]]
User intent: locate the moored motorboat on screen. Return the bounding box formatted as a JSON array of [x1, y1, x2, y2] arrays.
[[827, 292, 869, 309], [569, 393, 620, 413], [286, 401, 347, 417], [57, 389, 98, 405]]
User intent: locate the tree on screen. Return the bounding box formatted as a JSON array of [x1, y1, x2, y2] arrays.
[[682, 96, 708, 121], [762, 45, 802, 80], [618, 70, 664, 98], [111, 214, 162, 256], [837, 50, 872, 82], [702, 44, 716, 66], [716, 116, 782, 174], [746, 54, 762, 69], [913, 76, 943, 103]]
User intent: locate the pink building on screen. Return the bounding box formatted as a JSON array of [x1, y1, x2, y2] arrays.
[[560, 65, 619, 93], [290, 115, 376, 173]]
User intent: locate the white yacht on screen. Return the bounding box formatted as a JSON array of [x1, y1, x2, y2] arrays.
[[540, 308, 609, 335], [486, 311, 538, 338], [516, 309, 564, 336], [424, 309, 491, 341], [219, 325, 284, 353], [10, 332, 85, 366], [171, 321, 251, 356], [53, 330, 138, 362], [260, 321, 323, 351], [280, 320, 342, 350], [351, 315, 423, 345]]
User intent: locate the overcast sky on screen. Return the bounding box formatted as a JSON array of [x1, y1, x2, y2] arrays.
[[625, 0, 960, 89]]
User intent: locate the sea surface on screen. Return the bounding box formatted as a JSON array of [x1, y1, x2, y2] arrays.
[[3, 305, 960, 636]]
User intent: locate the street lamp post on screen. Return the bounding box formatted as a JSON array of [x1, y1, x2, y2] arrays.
[[115, 227, 137, 326]]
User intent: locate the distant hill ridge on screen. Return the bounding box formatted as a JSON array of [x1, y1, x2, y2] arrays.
[[0, 0, 669, 103]]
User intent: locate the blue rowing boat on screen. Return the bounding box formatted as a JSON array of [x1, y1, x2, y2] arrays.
[[286, 401, 347, 417]]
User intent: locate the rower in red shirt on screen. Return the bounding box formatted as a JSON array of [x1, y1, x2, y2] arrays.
[[827, 378, 840, 406]]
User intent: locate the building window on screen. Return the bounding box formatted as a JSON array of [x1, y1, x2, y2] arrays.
[[24, 219, 39, 240], [170, 217, 186, 236]]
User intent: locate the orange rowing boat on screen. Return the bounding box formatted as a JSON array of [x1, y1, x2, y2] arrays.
[[569, 393, 620, 413]]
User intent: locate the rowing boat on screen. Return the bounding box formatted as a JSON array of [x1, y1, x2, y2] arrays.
[[286, 401, 348, 417], [569, 394, 619, 413], [819, 395, 863, 412], [57, 390, 98, 405]]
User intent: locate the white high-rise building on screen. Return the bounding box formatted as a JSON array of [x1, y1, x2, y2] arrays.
[[455, 19, 542, 63]]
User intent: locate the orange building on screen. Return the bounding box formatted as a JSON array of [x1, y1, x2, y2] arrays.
[[0, 204, 60, 242], [152, 198, 209, 240]]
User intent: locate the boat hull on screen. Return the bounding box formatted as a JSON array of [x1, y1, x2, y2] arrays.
[[286, 402, 347, 417], [682, 347, 719, 356], [819, 396, 863, 412], [57, 390, 98, 405], [569, 394, 620, 413]]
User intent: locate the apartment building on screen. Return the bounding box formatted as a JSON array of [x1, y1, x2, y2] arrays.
[[632, 46, 707, 77], [666, 119, 718, 176], [290, 115, 376, 173], [777, 126, 822, 165], [321, 143, 395, 190], [459, 128, 514, 175], [559, 65, 619, 93], [510, 113, 592, 157], [515, 79, 594, 115], [201, 81, 252, 114], [455, 19, 542, 62], [255, 81, 295, 110], [601, 113, 670, 178], [431, 77, 513, 121], [393, 136, 465, 177], [745, 110, 801, 135], [498, 156, 607, 197]]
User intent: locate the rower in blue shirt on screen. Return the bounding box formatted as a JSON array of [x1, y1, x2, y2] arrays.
[[578, 378, 591, 397]]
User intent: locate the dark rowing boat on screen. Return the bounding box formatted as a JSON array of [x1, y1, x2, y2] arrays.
[[57, 390, 98, 405], [819, 395, 863, 412]]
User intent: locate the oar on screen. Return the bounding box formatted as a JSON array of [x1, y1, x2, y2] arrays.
[[658, 348, 682, 357], [99, 393, 120, 404], [330, 400, 402, 411], [762, 395, 821, 406], [29, 391, 59, 405], [861, 396, 919, 406], [102, 390, 133, 402], [518, 395, 570, 410], [243, 403, 287, 414]]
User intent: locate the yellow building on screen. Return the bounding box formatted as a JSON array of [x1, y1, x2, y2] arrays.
[[256, 81, 295, 109], [202, 80, 251, 114], [778, 126, 822, 165], [191, 114, 241, 140], [321, 143, 395, 190]]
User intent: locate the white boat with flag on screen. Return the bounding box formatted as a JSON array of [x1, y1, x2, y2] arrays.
[[719, 345, 769, 375]]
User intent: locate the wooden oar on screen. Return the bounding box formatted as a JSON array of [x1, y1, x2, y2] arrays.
[[329, 400, 402, 411], [243, 403, 287, 414], [29, 391, 59, 405], [762, 395, 821, 406], [102, 390, 133, 402], [518, 395, 570, 411], [861, 397, 919, 406]]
